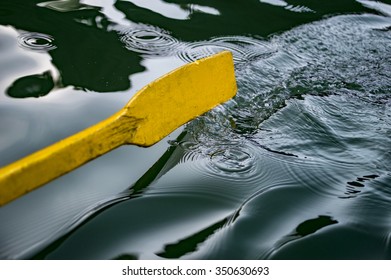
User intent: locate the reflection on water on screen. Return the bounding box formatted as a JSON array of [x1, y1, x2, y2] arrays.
[[209, 146, 255, 174], [38, 0, 92, 12], [0, 0, 390, 259], [260, 0, 315, 13], [6, 71, 54, 98], [0, 0, 144, 94], [156, 217, 229, 259]]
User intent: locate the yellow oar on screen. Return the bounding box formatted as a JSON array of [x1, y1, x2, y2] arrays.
[[0, 51, 237, 206]]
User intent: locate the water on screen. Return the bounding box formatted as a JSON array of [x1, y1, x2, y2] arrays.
[[0, 0, 390, 259]]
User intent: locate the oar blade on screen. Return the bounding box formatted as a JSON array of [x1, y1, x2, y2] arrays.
[[125, 51, 237, 146]]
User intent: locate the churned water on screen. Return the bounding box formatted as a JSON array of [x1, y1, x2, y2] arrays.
[[0, 0, 390, 259]]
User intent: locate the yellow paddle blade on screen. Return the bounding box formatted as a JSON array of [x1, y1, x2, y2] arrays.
[[125, 50, 237, 146], [0, 51, 237, 206]]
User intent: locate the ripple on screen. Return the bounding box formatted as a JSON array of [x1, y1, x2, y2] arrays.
[[177, 35, 276, 64], [11, 10, 391, 260], [260, 0, 315, 13], [117, 25, 181, 56], [180, 142, 296, 198], [145, 139, 282, 206], [180, 149, 203, 164], [177, 138, 260, 181], [179, 140, 200, 152], [209, 146, 254, 174], [276, 14, 391, 97], [177, 41, 231, 63], [17, 32, 57, 52]]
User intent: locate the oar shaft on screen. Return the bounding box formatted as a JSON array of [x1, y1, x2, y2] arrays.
[[0, 112, 139, 206]]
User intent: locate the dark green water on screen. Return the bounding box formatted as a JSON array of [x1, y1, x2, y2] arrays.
[[0, 0, 390, 259]]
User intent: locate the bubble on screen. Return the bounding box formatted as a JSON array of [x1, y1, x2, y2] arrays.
[[17, 32, 57, 52]]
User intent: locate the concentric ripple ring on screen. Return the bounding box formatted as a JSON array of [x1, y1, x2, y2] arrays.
[[17, 32, 57, 52]]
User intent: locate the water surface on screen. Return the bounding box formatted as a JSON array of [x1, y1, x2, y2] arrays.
[[0, 0, 390, 259]]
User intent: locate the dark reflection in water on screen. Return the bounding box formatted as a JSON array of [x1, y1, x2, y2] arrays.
[[0, 0, 144, 95], [157, 217, 229, 259], [270, 227, 388, 259], [6, 71, 54, 98], [115, 0, 370, 41], [260, 215, 339, 259], [112, 253, 138, 260], [281, 215, 338, 243], [0, 0, 391, 260], [292, 215, 339, 237]]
